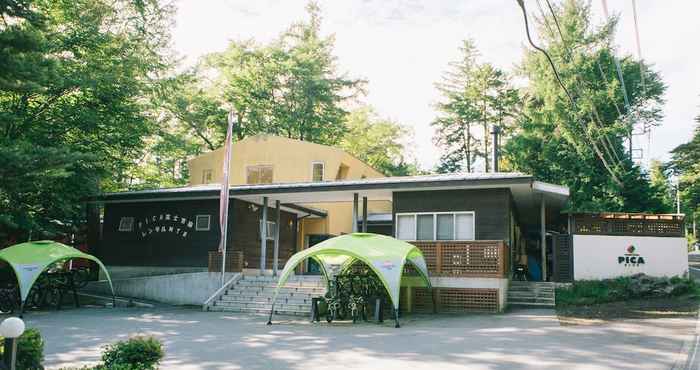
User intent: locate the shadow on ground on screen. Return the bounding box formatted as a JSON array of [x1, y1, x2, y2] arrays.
[[13, 305, 695, 370]]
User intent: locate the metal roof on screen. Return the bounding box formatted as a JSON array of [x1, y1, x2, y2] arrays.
[[92, 172, 539, 201]]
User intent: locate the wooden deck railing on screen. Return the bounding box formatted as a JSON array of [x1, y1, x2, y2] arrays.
[[410, 240, 508, 278], [208, 251, 244, 273]]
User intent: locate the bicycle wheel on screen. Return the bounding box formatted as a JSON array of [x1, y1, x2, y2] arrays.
[[28, 287, 44, 309], [72, 268, 90, 289], [0, 291, 13, 313], [45, 287, 62, 309]]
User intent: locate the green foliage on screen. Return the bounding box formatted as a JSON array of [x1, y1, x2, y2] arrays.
[[101, 336, 164, 370], [2, 328, 46, 370], [340, 107, 418, 176], [432, 40, 519, 173], [0, 0, 175, 241], [179, 2, 365, 148], [504, 0, 667, 212], [668, 118, 700, 228], [556, 275, 698, 306]]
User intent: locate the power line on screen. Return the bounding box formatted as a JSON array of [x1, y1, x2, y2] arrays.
[[601, 0, 634, 159], [631, 0, 652, 165], [515, 0, 623, 186], [541, 0, 625, 170]]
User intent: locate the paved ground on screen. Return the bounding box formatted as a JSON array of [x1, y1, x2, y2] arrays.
[[10, 306, 697, 370]]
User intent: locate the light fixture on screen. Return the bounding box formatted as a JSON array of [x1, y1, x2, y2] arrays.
[[0, 317, 24, 339], [1, 317, 25, 370]]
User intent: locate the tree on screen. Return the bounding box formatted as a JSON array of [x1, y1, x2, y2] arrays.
[[432, 40, 518, 173], [504, 0, 666, 212], [668, 116, 700, 232], [0, 0, 174, 241], [648, 160, 674, 213], [197, 2, 365, 147], [340, 107, 418, 176]]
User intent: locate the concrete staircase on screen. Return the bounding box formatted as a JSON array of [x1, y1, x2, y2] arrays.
[[507, 281, 556, 308], [206, 275, 326, 316]]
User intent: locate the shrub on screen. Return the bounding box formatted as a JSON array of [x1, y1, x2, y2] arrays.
[[556, 274, 699, 306], [101, 336, 164, 370], [13, 328, 45, 370]]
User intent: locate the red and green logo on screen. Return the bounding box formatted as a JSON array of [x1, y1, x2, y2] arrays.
[[626, 245, 636, 254]]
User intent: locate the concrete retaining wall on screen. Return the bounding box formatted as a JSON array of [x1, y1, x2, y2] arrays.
[[87, 272, 238, 306]]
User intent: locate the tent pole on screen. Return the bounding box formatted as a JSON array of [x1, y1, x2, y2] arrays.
[[273, 200, 280, 277], [267, 304, 275, 325], [362, 197, 368, 232], [394, 308, 400, 328], [352, 193, 359, 232], [260, 197, 268, 275]]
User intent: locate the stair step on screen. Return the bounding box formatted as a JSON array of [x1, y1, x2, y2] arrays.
[[213, 301, 310, 311], [219, 296, 313, 305], [209, 305, 309, 316], [509, 301, 555, 307]]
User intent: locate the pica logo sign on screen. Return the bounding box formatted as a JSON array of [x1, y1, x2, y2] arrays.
[[618, 245, 645, 266]]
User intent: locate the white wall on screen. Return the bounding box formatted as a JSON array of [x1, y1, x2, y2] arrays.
[[573, 235, 688, 280], [87, 272, 238, 305]]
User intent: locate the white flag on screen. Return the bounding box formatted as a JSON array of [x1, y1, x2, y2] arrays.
[[219, 111, 235, 253]]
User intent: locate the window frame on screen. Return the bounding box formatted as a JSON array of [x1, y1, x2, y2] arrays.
[[246, 165, 274, 184], [395, 211, 476, 241], [195, 214, 211, 231], [118, 217, 134, 232], [311, 161, 325, 182], [201, 169, 213, 184]]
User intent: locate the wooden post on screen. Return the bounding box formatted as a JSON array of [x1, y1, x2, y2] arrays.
[[260, 197, 268, 275], [435, 243, 443, 275], [273, 200, 280, 277], [352, 193, 359, 233], [362, 196, 368, 232], [540, 196, 547, 281]]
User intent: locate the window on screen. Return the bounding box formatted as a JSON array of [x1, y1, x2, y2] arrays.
[[201, 169, 213, 184], [436, 214, 454, 240], [416, 214, 434, 240], [246, 165, 273, 184], [455, 213, 475, 240], [396, 214, 415, 240], [118, 217, 134, 232], [195, 215, 211, 231], [260, 220, 277, 240], [311, 161, 324, 182], [395, 212, 475, 241]]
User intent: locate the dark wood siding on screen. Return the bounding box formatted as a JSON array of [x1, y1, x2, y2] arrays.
[[98, 199, 296, 268], [392, 188, 511, 243]]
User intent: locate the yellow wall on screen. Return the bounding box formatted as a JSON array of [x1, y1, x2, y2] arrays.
[[188, 135, 385, 186], [187, 135, 392, 253]]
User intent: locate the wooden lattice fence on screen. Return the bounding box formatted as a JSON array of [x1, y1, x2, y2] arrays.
[[410, 241, 508, 278]]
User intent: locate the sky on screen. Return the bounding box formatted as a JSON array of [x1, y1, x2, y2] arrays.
[[173, 0, 700, 171]]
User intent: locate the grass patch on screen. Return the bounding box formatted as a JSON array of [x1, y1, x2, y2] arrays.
[[555, 274, 700, 323]]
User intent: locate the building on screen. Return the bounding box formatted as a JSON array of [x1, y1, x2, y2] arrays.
[[85, 136, 688, 312], [188, 135, 392, 252]]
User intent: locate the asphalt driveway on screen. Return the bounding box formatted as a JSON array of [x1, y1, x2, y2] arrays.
[[13, 306, 697, 369]]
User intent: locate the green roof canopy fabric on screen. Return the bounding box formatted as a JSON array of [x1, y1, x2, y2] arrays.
[[0, 240, 114, 304], [268, 233, 432, 326]]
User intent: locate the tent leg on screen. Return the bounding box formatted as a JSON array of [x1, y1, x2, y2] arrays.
[[432, 289, 437, 314], [267, 304, 275, 325], [19, 301, 25, 319], [394, 309, 400, 328]]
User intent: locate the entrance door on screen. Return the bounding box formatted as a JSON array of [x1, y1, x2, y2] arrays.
[[306, 234, 333, 275]]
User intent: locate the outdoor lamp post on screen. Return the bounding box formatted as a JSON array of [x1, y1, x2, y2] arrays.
[[1, 317, 25, 370]]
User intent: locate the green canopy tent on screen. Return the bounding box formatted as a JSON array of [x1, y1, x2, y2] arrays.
[[267, 233, 432, 328], [0, 240, 115, 311]]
